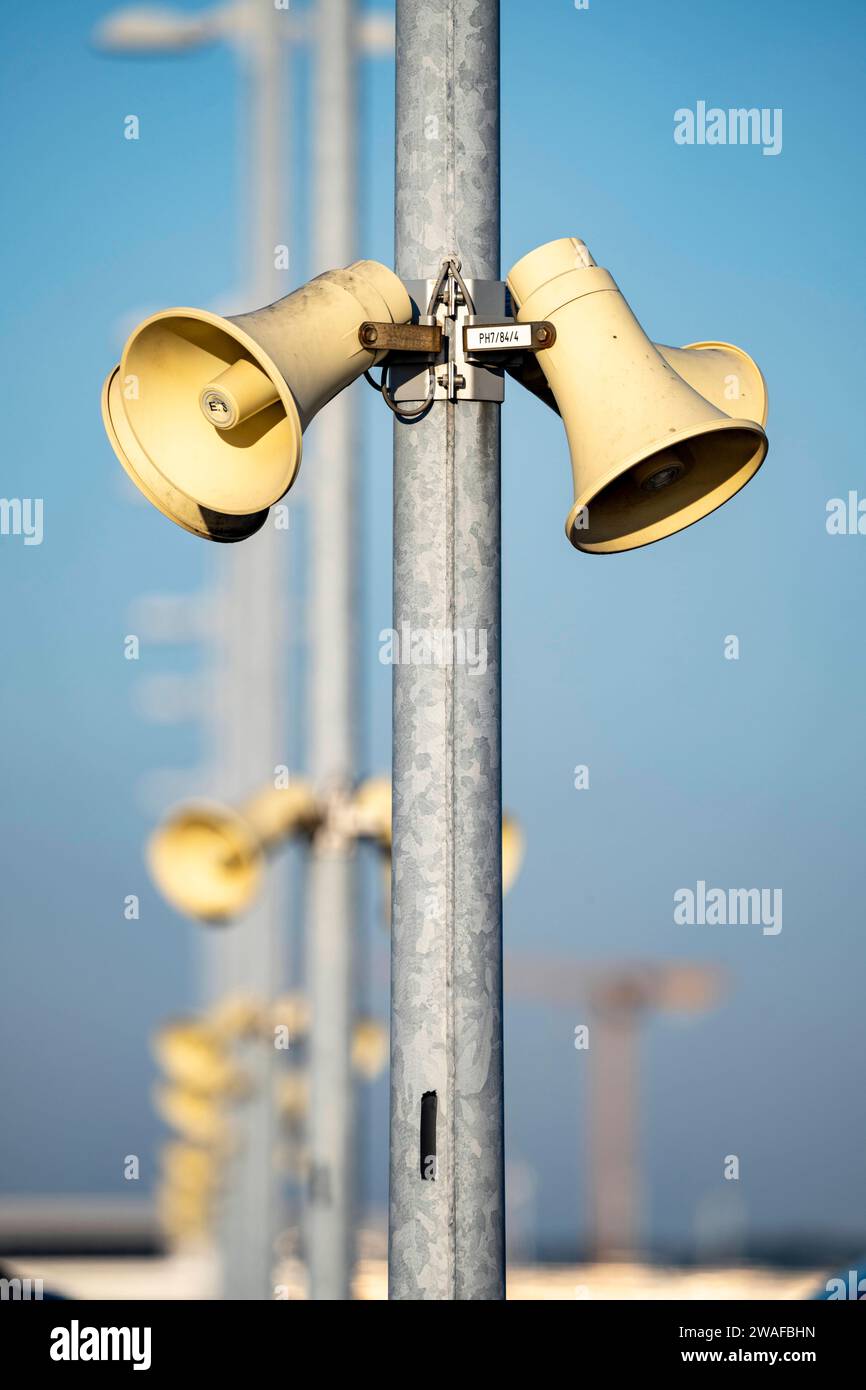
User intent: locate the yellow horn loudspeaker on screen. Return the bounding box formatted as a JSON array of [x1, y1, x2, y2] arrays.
[[103, 260, 412, 537], [505, 237, 768, 554]]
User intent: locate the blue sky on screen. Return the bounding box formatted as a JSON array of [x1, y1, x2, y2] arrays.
[[1, 0, 864, 1256]]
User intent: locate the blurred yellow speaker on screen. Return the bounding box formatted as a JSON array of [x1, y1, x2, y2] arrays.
[[501, 814, 525, 896], [205, 992, 311, 1042], [151, 776, 521, 927], [206, 992, 267, 1041], [153, 1083, 229, 1147], [156, 1186, 214, 1243], [148, 781, 320, 923], [505, 237, 768, 554], [151, 1019, 246, 1096], [160, 1141, 221, 1194], [349, 775, 392, 843], [102, 261, 412, 534], [351, 1017, 388, 1081]]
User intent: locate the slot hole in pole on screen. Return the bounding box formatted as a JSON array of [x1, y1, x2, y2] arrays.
[[420, 1091, 437, 1180]]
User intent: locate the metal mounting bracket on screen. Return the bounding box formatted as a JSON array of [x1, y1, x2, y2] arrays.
[[361, 259, 555, 411], [388, 273, 508, 403]]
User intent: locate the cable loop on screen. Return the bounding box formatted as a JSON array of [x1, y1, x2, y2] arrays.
[[382, 365, 435, 419]]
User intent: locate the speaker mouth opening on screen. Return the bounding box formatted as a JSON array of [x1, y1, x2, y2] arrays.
[[120, 311, 303, 516], [569, 419, 768, 554], [148, 806, 262, 922], [102, 368, 269, 543]]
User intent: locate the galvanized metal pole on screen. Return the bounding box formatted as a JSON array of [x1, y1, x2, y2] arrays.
[[210, 0, 288, 1300], [306, 0, 358, 1301], [390, 0, 504, 1300]]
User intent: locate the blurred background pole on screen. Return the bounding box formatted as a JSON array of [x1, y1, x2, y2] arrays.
[[587, 985, 640, 1261], [389, 0, 504, 1300], [94, 0, 300, 1300], [585, 964, 724, 1262], [211, 0, 287, 1302], [306, 0, 358, 1302]]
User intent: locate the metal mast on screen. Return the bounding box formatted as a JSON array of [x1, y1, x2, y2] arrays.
[[389, 0, 505, 1300]]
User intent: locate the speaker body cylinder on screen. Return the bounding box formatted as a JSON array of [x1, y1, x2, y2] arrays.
[[238, 783, 320, 848], [111, 259, 411, 519], [228, 260, 410, 430]]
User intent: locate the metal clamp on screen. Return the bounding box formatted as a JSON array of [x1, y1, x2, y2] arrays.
[[362, 258, 554, 411]]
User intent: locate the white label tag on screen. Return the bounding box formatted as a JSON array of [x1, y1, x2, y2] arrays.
[[464, 323, 533, 352]]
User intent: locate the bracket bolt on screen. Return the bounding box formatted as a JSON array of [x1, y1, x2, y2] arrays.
[[535, 325, 552, 346], [360, 323, 379, 346]]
